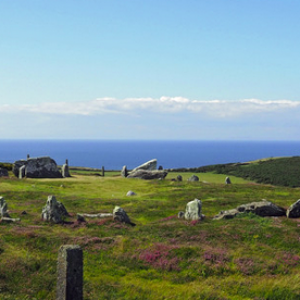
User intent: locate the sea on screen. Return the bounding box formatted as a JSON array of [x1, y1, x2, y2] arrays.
[[0, 140, 300, 170]]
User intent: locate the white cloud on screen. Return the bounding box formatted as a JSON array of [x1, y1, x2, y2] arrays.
[[1, 97, 299, 117]]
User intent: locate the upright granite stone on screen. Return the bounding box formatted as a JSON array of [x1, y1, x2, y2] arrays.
[[225, 177, 231, 184], [184, 199, 204, 221], [187, 175, 199, 182], [57, 245, 83, 300], [127, 170, 168, 180], [121, 165, 128, 178], [287, 199, 300, 218], [0, 197, 9, 218], [0, 168, 8, 177], [42, 195, 69, 223], [62, 160, 71, 178], [113, 206, 135, 226], [132, 159, 157, 172], [13, 156, 63, 178], [177, 175, 183, 182]]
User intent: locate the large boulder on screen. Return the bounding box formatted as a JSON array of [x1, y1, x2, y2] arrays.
[[13, 157, 63, 178], [127, 170, 168, 180], [237, 200, 286, 217], [287, 199, 300, 218], [113, 206, 135, 226], [132, 159, 157, 172], [225, 177, 231, 184], [0, 168, 8, 177], [213, 200, 286, 220], [0, 197, 9, 218], [184, 199, 204, 221], [41, 195, 69, 223]]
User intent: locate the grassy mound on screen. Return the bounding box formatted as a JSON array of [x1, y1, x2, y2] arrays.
[[171, 156, 300, 187]]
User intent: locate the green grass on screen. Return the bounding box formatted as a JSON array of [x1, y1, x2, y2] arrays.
[[0, 170, 300, 299]]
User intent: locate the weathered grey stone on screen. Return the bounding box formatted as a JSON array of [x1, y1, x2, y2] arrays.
[[57, 245, 83, 300], [127, 170, 168, 180], [187, 175, 199, 182], [225, 176, 231, 184], [177, 175, 183, 182], [178, 211, 185, 219], [287, 199, 300, 218], [126, 191, 136, 196], [121, 165, 128, 178], [0, 167, 8, 177], [42, 195, 69, 223], [1, 217, 20, 223], [184, 199, 204, 221], [0, 197, 9, 218], [62, 164, 71, 178], [113, 206, 135, 226], [237, 200, 286, 217], [213, 200, 286, 220], [132, 159, 157, 172], [13, 157, 63, 178], [76, 213, 113, 219], [213, 209, 240, 220], [19, 165, 26, 179]]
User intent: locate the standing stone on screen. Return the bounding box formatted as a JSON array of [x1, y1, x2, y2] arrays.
[[121, 166, 128, 178], [187, 175, 199, 182], [19, 165, 26, 179], [62, 164, 71, 178], [287, 199, 300, 218], [177, 175, 183, 182], [184, 199, 203, 221], [0, 197, 9, 218], [57, 245, 83, 300], [225, 177, 231, 184], [101, 166, 105, 177], [42, 195, 69, 223], [113, 206, 135, 226]]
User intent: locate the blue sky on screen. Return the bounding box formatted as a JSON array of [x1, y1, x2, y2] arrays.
[[0, 0, 299, 140]]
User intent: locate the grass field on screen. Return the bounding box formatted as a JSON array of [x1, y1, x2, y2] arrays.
[[0, 170, 300, 299]]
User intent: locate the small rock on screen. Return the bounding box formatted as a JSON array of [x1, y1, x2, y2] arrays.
[[187, 175, 199, 182], [287, 199, 300, 218], [126, 191, 136, 196]]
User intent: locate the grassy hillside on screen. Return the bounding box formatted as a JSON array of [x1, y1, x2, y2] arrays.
[[171, 156, 300, 187], [0, 170, 300, 299]]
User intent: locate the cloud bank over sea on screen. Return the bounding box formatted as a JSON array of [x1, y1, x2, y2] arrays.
[[1, 97, 299, 118], [0, 97, 299, 140]]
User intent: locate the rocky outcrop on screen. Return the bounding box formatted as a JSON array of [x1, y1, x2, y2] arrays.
[[187, 175, 199, 182], [127, 170, 168, 180], [287, 199, 300, 218], [41, 195, 69, 223], [13, 157, 63, 178], [113, 206, 135, 226], [132, 159, 157, 172], [214, 200, 286, 220], [184, 199, 204, 221]]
